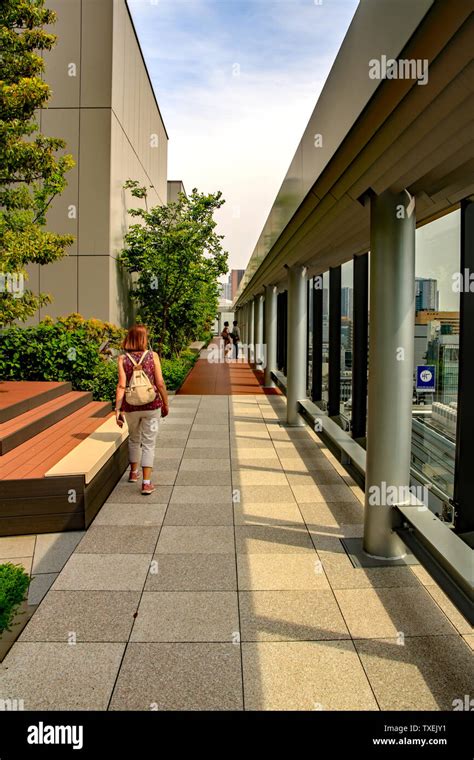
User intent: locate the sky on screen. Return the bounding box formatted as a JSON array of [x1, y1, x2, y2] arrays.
[[127, 0, 359, 273]]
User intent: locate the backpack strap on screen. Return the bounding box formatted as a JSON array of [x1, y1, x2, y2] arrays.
[[125, 352, 138, 366], [125, 350, 149, 366]]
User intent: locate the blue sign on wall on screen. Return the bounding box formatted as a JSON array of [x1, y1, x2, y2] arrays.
[[416, 365, 436, 392]]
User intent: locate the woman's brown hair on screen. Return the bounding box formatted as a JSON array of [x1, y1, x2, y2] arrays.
[[122, 325, 148, 352]]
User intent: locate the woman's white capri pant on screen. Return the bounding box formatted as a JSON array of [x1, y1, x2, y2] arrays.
[[124, 409, 161, 468]]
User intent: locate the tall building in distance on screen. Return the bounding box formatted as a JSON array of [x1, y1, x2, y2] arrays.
[[416, 278, 439, 311], [230, 269, 245, 301], [415, 311, 460, 335], [341, 287, 353, 319]]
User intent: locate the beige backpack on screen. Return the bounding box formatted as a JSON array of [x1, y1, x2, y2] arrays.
[[125, 351, 157, 406]]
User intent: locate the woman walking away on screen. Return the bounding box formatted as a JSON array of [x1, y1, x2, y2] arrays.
[[115, 325, 169, 495]]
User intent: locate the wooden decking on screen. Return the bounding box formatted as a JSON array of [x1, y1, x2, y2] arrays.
[[0, 401, 111, 479], [0, 381, 70, 423], [0, 382, 128, 536], [177, 342, 281, 395]]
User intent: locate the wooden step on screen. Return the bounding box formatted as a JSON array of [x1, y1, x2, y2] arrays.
[[0, 381, 72, 423], [0, 401, 112, 480], [45, 415, 128, 484], [0, 391, 95, 455]]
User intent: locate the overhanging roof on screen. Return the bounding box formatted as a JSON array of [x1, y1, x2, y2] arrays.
[[235, 0, 474, 307]]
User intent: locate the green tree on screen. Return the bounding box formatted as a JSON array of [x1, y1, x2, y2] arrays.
[[120, 181, 228, 356], [0, 0, 74, 326]]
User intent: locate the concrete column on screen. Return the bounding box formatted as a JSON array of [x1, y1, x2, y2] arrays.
[[287, 265, 307, 426], [363, 189, 416, 559], [253, 294, 264, 368], [264, 285, 277, 387], [243, 303, 249, 357], [249, 299, 255, 363]]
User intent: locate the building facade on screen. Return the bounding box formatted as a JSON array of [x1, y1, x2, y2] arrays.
[[27, 0, 168, 326]]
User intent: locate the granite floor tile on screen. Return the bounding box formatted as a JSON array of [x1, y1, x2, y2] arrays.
[[242, 641, 378, 710], [156, 526, 235, 554], [27, 572, 58, 605], [170, 485, 232, 504], [53, 554, 151, 591], [234, 501, 304, 527], [237, 553, 330, 591], [0, 642, 125, 710], [109, 643, 243, 710], [93, 502, 167, 527], [286, 471, 345, 486], [178, 458, 231, 471], [32, 532, 84, 574], [239, 590, 350, 642], [231, 470, 288, 486], [174, 470, 232, 485], [131, 591, 239, 642], [164, 501, 233, 526], [144, 554, 237, 591], [235, 485, 296, 504], [291, 484, 358, 504], [235, 525, 314, 554], [335, 587, 457, 639], [19, 590, 140, 642], [107, 484, 173, 504], [424, 584, 474, 635], [75, 526, 160, 555], [181, 448, 231, 460], [0, 535, 35, 559], [355, 635, 474, 710]]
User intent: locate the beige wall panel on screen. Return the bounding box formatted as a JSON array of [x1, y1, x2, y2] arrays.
[[109, 112, 161, 258], [41, 108, 80, 254], [44, 0, 81, 108], [78, 256, 110, 321], [80, 0, 113, 108], [39, 255, 78, 320], [78, 109, 111, 254], [111, 0, 168, 204], [109, 255, 135, 327], [111, 0, 126, 123]]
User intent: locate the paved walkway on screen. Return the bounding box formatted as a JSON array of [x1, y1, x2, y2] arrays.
[[1, 356, 472, 710]]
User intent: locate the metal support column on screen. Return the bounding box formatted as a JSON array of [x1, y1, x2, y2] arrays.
[[453, 198, 474, 534], [363, 189, 415, 559], [264, 285, 277, 387], [352, 253, 369, 440], [287, 266, 307, 426], [311, 275, 323, 402], [328, 266, 341, 417], [249, 298, 255, 364], [254, 294, 264, 368]]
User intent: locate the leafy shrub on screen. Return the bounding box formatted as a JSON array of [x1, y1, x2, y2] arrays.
[[0, 322, 102, 388], [0, 563, 31, 636], [0, 314, 126, 389], [41, 313, 126, 348], [162, 351, 197, 390], [84, 358, 118, 405], [0, 314, 197, 399]]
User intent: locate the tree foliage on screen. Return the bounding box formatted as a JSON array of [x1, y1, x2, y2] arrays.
[[0, 0, 74, 326], [120, 181, 228, 356]]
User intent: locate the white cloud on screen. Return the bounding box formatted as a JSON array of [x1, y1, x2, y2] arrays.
[[128, 0, 359, 269]]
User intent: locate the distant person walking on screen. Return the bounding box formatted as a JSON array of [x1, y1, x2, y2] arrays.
[[221, 321, 233, 360], [231, 320, 241, 360], [115, 325, 169, 495]]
